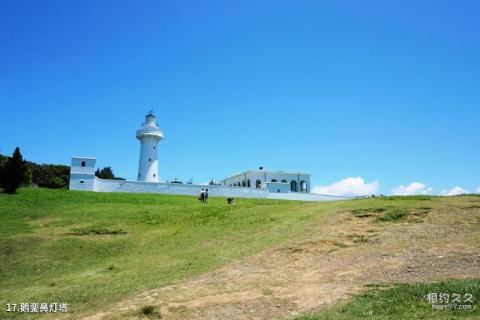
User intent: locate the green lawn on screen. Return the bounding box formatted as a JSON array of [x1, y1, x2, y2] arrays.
[[0, 188, 477, 319], [296, 279, 480, 320], [0, 188, 335, 318]]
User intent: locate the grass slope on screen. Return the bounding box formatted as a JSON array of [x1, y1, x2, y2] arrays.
[[0, 189, 478, 319], [0, 188, 333, 318], [297, 279, 480, 320]]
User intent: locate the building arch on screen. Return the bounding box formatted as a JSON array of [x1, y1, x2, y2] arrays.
[[281, 179, 287, 183], [271, 179, 277, 182], [300, 180, 307, 192], [247, 179, 251, 187], [290, 180, 298, 192], [256, 180, 262, 188], [242, 180, 246, 187]]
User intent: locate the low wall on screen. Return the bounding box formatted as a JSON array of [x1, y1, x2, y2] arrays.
[[93, 178, 269, 198], [90, 178, 344, 202], [265, 192, 343, 202]]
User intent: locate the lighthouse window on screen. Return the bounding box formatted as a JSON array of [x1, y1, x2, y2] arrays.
[[81, 161, 86, 167], [153, 146, 155, 149], [153, 174, 156, 177], [148, 158, 151, 162]]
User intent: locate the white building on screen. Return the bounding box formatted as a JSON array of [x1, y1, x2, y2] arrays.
[[68, 113, 344, 202], [220, 167, 311, 194]]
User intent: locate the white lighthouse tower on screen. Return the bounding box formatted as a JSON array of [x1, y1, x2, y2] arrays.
[[136, 111, 164, 182]]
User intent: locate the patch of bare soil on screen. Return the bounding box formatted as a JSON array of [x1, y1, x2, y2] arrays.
[[81, 201, 480, 320]]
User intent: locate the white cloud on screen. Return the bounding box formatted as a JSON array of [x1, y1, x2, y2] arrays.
[[312, 177, 379, 197], [440, 186, 468, 196], [391, 182, 433, 196]]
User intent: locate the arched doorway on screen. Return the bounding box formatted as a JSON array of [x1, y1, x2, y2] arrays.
[[256, 180, 262, 188], [300, 180, 307, 192], [242, 180, 246, 187], [290, 180, 297, 192], [247, 179, 251, 187]]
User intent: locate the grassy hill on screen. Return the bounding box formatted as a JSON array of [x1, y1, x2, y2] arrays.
[[0, 188, 478, 319]]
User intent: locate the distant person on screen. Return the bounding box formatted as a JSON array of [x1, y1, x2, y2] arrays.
[[199, 189, 205, 202], [205, 189, 209, 202], [227, 197, 234, 205]]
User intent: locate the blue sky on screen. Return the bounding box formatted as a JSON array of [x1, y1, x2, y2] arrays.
[[0, 0, 479, 196]]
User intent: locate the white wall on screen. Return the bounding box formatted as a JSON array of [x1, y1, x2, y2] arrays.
[[93, 178, 270, 197], [89, 178, 339, 201], [69, 157, 340, 202], [266, 182, 290, 193]]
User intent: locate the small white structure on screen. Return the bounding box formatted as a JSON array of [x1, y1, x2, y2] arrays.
[[136, 112, 163, 182], [69, 157, 97, 191], [220, 167, 311, 194]]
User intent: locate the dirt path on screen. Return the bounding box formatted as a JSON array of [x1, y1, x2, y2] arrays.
[[81, 200, 480, 320]]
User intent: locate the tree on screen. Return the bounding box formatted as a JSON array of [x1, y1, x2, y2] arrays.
[[95, 167, 114, 179], [0, 153, 70, 189], [95, 166, 124, 180], [30, 163, 69, 188], [2, 147, 26, 194], [0, 155, 7, 188], [23, 166, 32, 187]]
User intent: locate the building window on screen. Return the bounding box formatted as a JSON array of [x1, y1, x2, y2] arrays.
[[290, 180, 297, 192], [148, 158, 151, 162], [153, 146, 156, 149], [80, 180, 84, 184], [271, 179, 277, 183], [281, 179, 287, 183], [242, 181, 246, 187], [81, 161, 86, 167], [247, 179, 251, 187], [138, 173, 141, 177], [256, 180, 262, 188], [153, 174, 156, 177]]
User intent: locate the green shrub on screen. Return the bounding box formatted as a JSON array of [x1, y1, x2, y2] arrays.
[[375, 208, 407, 222]]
